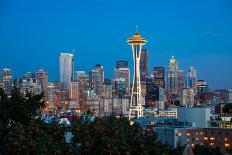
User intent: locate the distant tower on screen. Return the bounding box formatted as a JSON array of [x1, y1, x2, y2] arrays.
[[115, 60, 130, 96], [59, 53, 73, 90], [89, 64, 104, 96], [153, 67, 165, 89], [127, 32, 147, 119], [140, 49, 148, 97], [36, 69, 48, 101], [167, 56, 179, 97], [186, 67, 197, 93], [1, 68, 12, 95]]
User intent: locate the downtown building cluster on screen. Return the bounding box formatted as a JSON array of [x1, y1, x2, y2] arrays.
[[1, 32, 232, 154]]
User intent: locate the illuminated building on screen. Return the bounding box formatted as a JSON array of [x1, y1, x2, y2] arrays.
[[59, 53, 74, 90], [115, 78, 126, 98], [21, 72, 36, 95], [153, 67, 165, 89], [181, 88, 195, 106], [127, 32, 147, 119], [140, 49, 148, 83], [167, 56, 179, 100], [115, 60, 130, 95], [186, 67, 197, 93], [36, 69, 48, 101], [177, 70, 185, 95], [102, 79, 113, 98], [47, 83, 55, 105], [70, 81, 79, 101], [140, 49, 148, 96], [1, 68, 12, 95], [89, 64, 104, 96], [145, 78, 164, 108], [74, 71, 86, 81], [196, 80, 209, 93]]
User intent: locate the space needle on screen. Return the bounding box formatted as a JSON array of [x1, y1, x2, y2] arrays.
[[127, 29, 147, 120]]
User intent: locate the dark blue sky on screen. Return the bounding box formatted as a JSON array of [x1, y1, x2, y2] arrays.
[[0, 0, 232, 89]]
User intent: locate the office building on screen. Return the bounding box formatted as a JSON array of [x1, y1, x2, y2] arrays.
[[186, 67, 197, 93], [36, 69, 48, 101], [177, 107, 211, 128], [1, 68, 12, 95], [153, 67, 165, 89], [89, 64, 104, 95], [59, 53, 74, 90], [167, 56, 179, 98], [115, 61, 130, 95]]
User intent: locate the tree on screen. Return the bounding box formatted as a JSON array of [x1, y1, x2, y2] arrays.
[[193, 144, 222, 155], [71, 116, 184, 155], [223, 103, 232, 114], [0, 87, 45, 128]]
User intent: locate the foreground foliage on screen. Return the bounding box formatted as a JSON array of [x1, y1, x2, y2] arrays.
[[193, 144, 223, 155]]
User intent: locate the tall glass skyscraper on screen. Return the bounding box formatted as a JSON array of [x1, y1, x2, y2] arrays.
[[140, 49, 148, 83], [167, 56, 178, 96], [186, 67, 197, 93], [59, 53, 74, 90], [89, 64, 104, 95]]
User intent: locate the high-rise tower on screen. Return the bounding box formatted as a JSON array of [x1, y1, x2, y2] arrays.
[[59, 53, 73, 90], [127, 32, 147, 119], [167, 56, 179, 96], [115, 60, 130, 96]]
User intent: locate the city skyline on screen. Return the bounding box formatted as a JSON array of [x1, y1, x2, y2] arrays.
[[1, 0, 232, 89]]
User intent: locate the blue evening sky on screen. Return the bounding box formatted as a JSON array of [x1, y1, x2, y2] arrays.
[[0, 0, 232, 89]]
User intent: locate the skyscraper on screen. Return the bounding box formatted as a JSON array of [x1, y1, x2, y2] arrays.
[[127, 32, 147, 119], [167, 56, 179, 97], [186, 67, 197, 93], [59, 53, 74, 90], [153, 67, 165, 89], [47, 82, 55, 104], [115, 78, 126, 98], [36, 69, 48, 101], [177, 70, 185, 95], [115, 60, 130, 96], [140, 49, 148, 83], [1, 68, 12, 95], [89, 64, 104, 95]]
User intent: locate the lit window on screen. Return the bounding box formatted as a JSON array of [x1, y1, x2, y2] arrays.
[[210, 137, 215, 140], [178, 133, 182, 136], [196, 132, 198, 135], [225, 143, 230, 147], [204, 137, 208, 140], [130, 121, 134, 125], [225, 138, 229, 141], [196, 138, 199, 141], [200, 132, 203, 135], [187, 133, 190, 136], [210, 143, 214, 146], [192, 144, 195, 147]]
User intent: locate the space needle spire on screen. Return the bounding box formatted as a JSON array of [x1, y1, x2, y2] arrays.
[[127, 30, 147, 120]]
